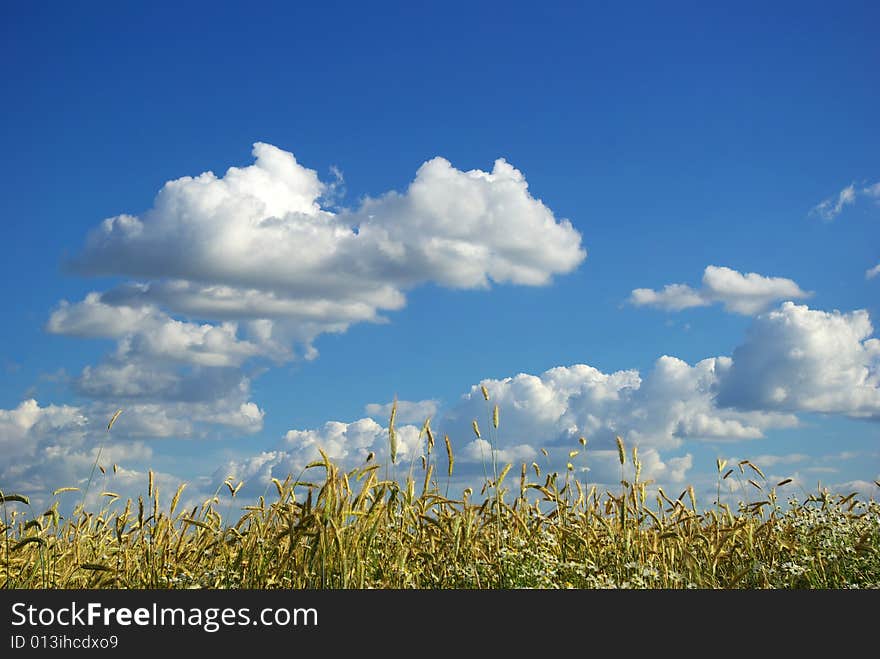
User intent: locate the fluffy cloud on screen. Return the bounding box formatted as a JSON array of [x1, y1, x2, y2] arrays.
[[444, 358, 796, 460], [217, 412, 699, 501], [0, 394, 265, 510], [44, 144, 585, 448], [630, 265, 810, 315], [217, 417, 428, 500], [0, 399, 86, 458], [48, 293, 288, 367], [47, 294, 273, 439], [365, 399, 438, 424], [0, 399, 159, 504], [630, 283, 705, 311], [99, 280, 401, 339], [716, 302, 880, 417], [64, 143, 585, 360], [10, 301, 880, 506], [74, 360, 245, 402], [93, 395, 264, 439], [188, 352, 785, 496], [220, 355, 752, 496], [463, 438, 538, 465], [574, 448, 693, 486], [56, 342, 266, 436], [72, 144, 586, 291], [89, 400, 264, 439], [281, 418, 388, 466], [47, 293, 154, 337], [866, 263, 880, 280]]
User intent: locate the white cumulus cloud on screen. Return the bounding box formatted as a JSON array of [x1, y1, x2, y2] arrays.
[[716, 302, 880, 417], [630, 265, 811, 315], [217, 417, 426, 500], [16, 300, 878, 505], [0, 399, 86, 458], [48, 293, 288, 367], [0, 394, 265, 509], [443, 357, 796, 461], [365, 399, 439, 424], [45, 143, 585, 437], [0, 399, 167, 507], [64, 143, 585, 361]]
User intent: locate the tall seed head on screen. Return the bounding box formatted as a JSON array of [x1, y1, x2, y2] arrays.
[[444, 435, 454, 476], [426, 424, 435, 454], [389, 399, 398, 464], [389, 398, 397, 428], [389, 427, 398, 464], [107, 408, 123, 432]]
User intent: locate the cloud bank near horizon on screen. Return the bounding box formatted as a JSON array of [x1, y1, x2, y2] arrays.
[[4, 299, 879, 508]]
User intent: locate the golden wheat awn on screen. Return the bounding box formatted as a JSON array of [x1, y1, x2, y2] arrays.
[[746, 461, 765, 478], [389, 407, 399, 464], [107, 409, 123, 431], [497, 463, 512, 487], [444, 434, 454, 477], [425, 422, 435, 454]]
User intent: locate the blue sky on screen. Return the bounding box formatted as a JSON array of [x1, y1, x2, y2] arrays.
[[1, 1, 878, 510]]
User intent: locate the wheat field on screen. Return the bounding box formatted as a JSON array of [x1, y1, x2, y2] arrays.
[[2, 425, 878, 589]]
